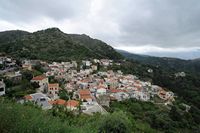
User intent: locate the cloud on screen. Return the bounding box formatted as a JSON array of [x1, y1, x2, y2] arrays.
[[0, 0, 92, 22], [0, 0, 200, 56], [115, 45, 200, 54]]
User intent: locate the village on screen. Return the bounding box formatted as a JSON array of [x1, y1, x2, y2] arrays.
[[0, 56, 175, 115]]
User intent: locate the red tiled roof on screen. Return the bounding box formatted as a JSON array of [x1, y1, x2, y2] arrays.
[[56, 99, 66, 105], [50, 66, 58, 68], [159, 90, 166, 95], [110, 89, 126, 93], [80, 95, 93, 100], [97, 85, 106, 89], [48, 83, 59, 88], [24, 95, 32, 100], [48, 100, 56, 105], [65, 100, 79, 107], [32, 75, 47, 81], [49, 99, 66, 105], [79, 89, 90, 95]]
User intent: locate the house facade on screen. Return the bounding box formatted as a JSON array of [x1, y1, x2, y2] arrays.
[[31, 75, 49, 92], [0, 79, 5, 96], [79, 89, 93, 102], [48, 83, 59, 100], [24, 93, 52, 110]]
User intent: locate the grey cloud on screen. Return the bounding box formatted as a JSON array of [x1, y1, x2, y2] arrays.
[[0, 0, 91, 22], [0, 0, 200, 50], [112, 0, 200, 48], [96, 0, 200, 48]]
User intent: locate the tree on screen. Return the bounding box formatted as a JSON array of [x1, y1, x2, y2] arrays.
[[170, 106, 182, 121], [98, 111, 132, 133], [31, 82, 40, 89], [22, 70, 33, 81], [58, 90, 69, 100]]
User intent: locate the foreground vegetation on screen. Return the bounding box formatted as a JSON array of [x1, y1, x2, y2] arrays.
[[0, 98, 147, 133], [109, 99, 200, 133], [1, 97, 199, 133]]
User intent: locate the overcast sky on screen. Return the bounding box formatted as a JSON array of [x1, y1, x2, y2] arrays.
[[0, 0, 200, 57]]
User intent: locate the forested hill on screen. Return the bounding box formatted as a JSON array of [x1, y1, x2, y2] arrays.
[[0, 28, 123, 61], [117, 49, 200, 74]]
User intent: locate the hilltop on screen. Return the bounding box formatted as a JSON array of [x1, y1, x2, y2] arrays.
[[0, 28, 123, 61]]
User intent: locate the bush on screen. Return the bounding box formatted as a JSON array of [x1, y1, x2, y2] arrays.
[[98, 111, 132, 133]]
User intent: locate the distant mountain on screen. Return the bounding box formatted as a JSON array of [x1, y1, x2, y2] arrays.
[[117, 49, 200, 74], [0, 28, 123, 61], [145, 50, 200, 60]]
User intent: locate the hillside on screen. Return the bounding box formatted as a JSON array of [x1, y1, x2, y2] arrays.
[[115, 50, 200, 109], [0, 28, 123, 61], [117, 49, 200, 74]]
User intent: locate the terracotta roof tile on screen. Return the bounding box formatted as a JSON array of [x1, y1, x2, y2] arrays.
[[48, 83, 59, 88], [65, 100, 79, 107], [24, 95, 32, 100], [79, 89, 90, 95], [56, 99, 66, 105], [32, 75, 47, 81], [80, 95, 93, 100], [110, 89, 126, 93]]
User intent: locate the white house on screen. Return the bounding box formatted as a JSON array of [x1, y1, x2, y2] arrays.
[[96, 88, 107, 97], [91, 65, 98, 71], [85, 61, 91, 67], [130, 91, 150, 101], [0, 79, 5, 96], [93, 59, 100, 63], [24, 93, 52, 110], [100, 59, 110, 66], [31, 75, 49, 92], [110, 92, 129, 101]]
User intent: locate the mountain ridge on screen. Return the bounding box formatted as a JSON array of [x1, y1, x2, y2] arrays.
[[116, 49, 200, 74], [0, 28, 123, 61]]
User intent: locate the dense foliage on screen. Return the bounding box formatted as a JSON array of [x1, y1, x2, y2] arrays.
[[2, 97, 199, 133], [108, 99, 200, 133]]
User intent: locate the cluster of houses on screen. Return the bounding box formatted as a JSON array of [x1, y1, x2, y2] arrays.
[[0, 57, 175, 114], [0, 56, 18, 74]]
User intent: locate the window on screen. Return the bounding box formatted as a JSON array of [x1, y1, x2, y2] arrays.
[[40, 98, 46, 102], [0, 87, 4, 92]]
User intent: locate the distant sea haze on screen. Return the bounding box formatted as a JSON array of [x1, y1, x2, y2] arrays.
[[120, 49, 200, 60], [144, 50, 200, 60]]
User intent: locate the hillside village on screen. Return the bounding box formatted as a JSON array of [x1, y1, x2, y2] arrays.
[[0, 56, 175, 115]]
